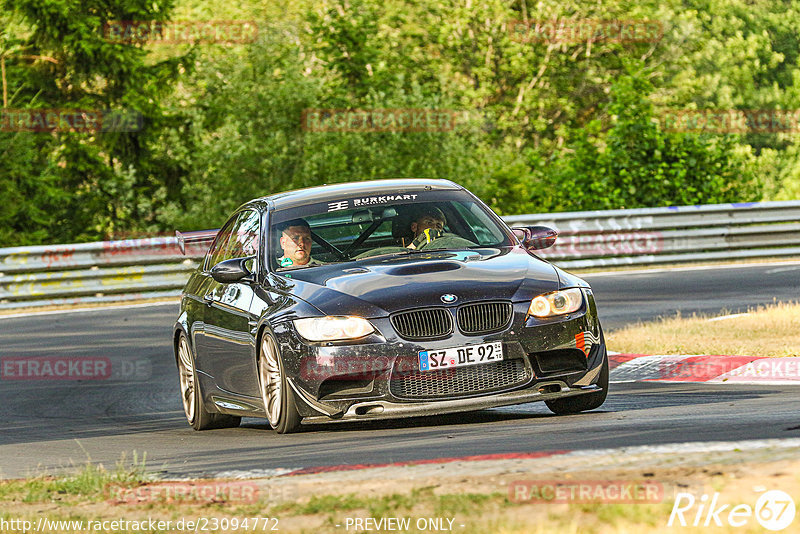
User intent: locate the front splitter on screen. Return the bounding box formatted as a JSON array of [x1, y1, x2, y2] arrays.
[[299, 381, 602, 424]]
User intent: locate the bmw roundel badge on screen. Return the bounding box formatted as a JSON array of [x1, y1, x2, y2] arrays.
[[441, 294, 458, 303]]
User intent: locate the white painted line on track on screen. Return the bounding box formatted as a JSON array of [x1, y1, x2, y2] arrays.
[[185, 468, 302, 480], [707, 313, 751, 322], [579, 259, 800, 278], [765, 265, 800, 274], [0, 300, 179, 320]]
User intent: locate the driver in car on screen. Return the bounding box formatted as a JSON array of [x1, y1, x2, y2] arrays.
[[277, 219, 323, 267], [406, 206, 447, 249]]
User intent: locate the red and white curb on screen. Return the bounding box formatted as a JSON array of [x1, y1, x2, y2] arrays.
[[610, 353, 800, 384], [210, 451, 568, 479]]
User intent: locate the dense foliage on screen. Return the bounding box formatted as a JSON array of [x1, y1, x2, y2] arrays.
[[1, 0, 798, 244]]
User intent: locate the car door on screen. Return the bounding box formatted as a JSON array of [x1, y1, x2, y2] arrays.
[[197, 209, 261, 397], [189, 216, 236, 361]]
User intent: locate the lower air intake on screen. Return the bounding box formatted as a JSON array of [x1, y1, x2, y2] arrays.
[[390, 358, 530, 398]]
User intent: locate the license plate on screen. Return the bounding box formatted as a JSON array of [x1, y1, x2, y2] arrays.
[[418, 341, 503, 372]]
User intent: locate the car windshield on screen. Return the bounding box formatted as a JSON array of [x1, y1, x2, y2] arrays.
[[269, 191, 513, 270]]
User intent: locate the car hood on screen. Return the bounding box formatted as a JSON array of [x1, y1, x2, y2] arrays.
[[271, 247, 560, 317]]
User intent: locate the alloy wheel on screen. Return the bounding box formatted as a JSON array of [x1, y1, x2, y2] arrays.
[[177, 336, 196, 423], [260, 335, 282, 427]]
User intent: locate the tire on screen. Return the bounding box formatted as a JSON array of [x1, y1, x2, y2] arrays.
[[545, 347, 609, 415], [176, 333, 241, 430], [259, 332, 301, 434]]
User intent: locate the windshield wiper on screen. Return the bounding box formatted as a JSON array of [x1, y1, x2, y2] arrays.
[[354, 250, 413, 261]]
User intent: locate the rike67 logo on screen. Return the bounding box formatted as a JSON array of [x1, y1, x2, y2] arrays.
[[668, 490, 796, 531]]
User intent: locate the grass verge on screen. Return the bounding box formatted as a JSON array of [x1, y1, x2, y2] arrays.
[[0, 468, 679, 534], [4, 457, 798, 534], [0, 453, 149, 504], [606, 301, 800, 357]]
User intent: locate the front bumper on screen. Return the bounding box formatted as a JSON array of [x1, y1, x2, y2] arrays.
[[298, 377, 603, 424], [275, 290, 605, 421]]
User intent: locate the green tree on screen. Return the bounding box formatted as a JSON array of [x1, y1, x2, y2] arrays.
[[1, 0, 794, 245], [0, 0, 183, 243], [554, 71, 759, 210], [159, 22, 487, 230]]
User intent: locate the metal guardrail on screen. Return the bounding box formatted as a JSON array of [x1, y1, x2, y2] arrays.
[[0, 238, 207, 309], [1, 201, 798, 309], [508, 201, 800, 269]]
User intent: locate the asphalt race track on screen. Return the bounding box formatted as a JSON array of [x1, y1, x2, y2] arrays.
[[1, 262, 798, 479], [585, 261, 800, 329]]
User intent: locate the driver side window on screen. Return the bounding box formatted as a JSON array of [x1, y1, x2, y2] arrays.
[[204, 210, 260, 270], [225, 210, 260, 260], [205, 219, 236, 271]]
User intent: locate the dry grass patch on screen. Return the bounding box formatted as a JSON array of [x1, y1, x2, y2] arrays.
[[607, 302, 800, 357]]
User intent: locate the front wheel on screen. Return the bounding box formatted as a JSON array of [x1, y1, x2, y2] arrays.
[[177, 333, 241, 430], [545, 348, 609, 415], [259, 332, 301, 434]]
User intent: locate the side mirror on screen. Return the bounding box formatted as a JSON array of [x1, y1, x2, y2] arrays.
[[210, 257, 254, 283], [511, 226, 558, 250]]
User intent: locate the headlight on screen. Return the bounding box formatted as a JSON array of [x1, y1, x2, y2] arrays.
[[293, 316, 374, 341], [528, 288, 583, 318]]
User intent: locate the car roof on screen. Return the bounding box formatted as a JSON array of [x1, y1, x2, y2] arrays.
[[251, 179, 464, 211]]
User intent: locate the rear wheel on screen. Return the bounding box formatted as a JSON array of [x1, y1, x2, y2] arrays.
[[259, 332, 301, 434], [177, 333, 241, 430], [545, 348, 609, 415]]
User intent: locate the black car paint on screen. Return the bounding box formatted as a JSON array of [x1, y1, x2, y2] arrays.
[[174, 179, 606, 423], [275, 247, 561, 316]]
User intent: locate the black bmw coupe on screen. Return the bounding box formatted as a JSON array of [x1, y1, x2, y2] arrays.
[[173, 179, 608, 433]]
